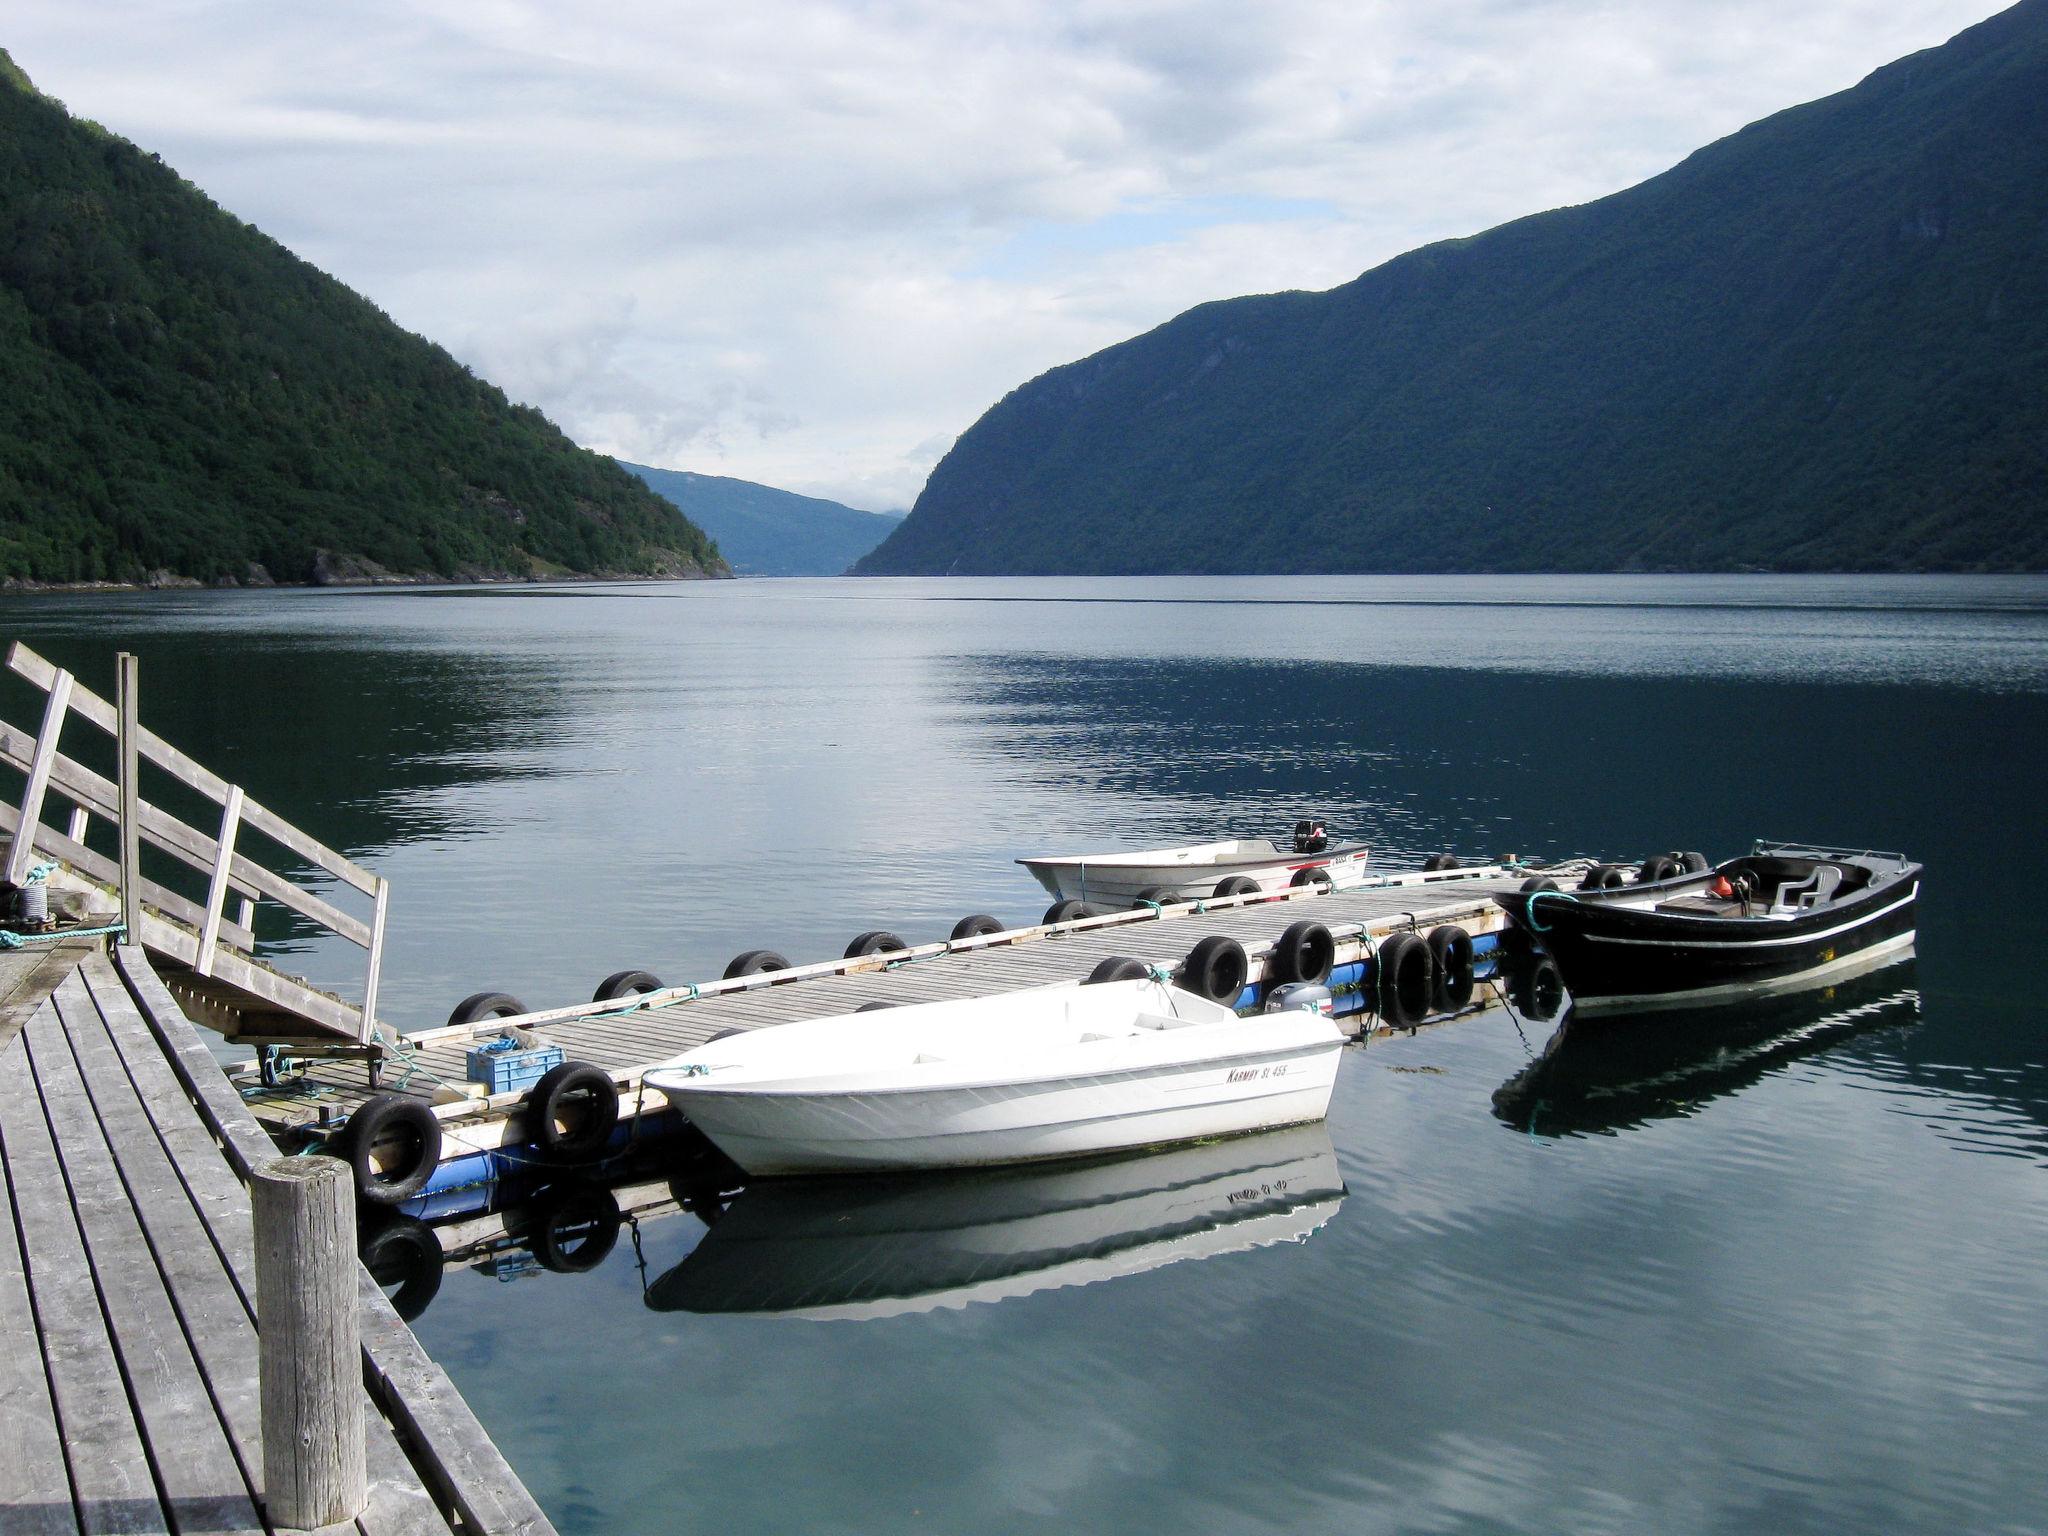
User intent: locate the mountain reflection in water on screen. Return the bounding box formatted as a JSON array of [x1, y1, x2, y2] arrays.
[[647, 1123, 1344, 1321], [1492, 953, 1921, 1137]]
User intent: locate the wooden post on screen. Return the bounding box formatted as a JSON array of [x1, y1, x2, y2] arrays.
[[115, 653, 141, 940], [252, 1155, 366, 1529], [6, 666, 74, 884]]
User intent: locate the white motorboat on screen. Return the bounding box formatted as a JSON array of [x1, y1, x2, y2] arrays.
[[646, 1123, 1344, 1320], [1018, 822, 1370, 906], [643, 978, 1345, 1176]]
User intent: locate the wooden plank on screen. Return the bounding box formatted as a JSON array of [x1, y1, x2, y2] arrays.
[[360, 879, 390, 1041], [76, 966, 455, 1536], [0, 940, 96, 1056], [6, 667, 75, 885], [0, 1039, 82, 1536], [195, 785, 245, 979], [0, 1015, 162, 1535], [10, 644, 380, 897], [109, 948, 556, 1536], [28, 987, 267, 1535]]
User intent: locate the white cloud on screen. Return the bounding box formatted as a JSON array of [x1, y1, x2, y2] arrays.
[[6, 0, 2009, 509]]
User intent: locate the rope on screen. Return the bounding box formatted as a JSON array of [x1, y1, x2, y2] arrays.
[[1525, 890, 1578, 933], [24, 861, 59, 884], [0, 920, 127, 949]]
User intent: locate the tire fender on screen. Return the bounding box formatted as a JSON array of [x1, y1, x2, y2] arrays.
[[340, 1093, 442, 1205], [527, 1061, 620, 1162]]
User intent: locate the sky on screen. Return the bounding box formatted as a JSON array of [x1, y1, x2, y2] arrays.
[[5, 0, 2009, 511]]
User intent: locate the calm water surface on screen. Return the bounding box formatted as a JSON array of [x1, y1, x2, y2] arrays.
[[3, 574, 2044, 1535]]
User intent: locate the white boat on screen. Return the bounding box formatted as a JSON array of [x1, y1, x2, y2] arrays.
[[643, 978, 1345, 1176], [646, 1124, 1344, 1320], [1018, 827, 1370, 906]]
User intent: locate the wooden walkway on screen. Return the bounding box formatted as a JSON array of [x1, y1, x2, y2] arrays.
[[245, 868, 1541, 1151], [0, 942, 555, 1536]]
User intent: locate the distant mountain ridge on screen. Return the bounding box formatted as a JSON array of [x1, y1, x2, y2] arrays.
[[858, 1, 2048, 575], [620, 463, 900, 575], [0, 49, 725, 586]]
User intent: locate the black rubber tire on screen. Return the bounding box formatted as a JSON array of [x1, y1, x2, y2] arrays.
[[1132, 886, 1179, 908], [1578, 865, 1625, 891], [855, 1001, 898, 1013], [1525, 958, 1566, 1021], [1085, 956, 1152, 985], [592, 969, 664, 1003], [1422, 854, 1460, 872], [723, 949, 790, 979], [1177, 935, 1249, 1005], [1375, 931, 1437, 1027], [527, 1062, 620, 1162], [1638, 855, 1680, 883], [1428, 925, 1476, 1011], [1268, 921, 1336, 986], [340, 1094, 442, 1205], [844, 930, 907, 958], [1428, 925, 1474, 985], [1519, 876, 1561, 894], [1678, 850, 1710, 874], [703, 1027, 744, 1044], [360, 1214, 443, 1323], [1289, 865, 1335, 891], [950, 913, 1005, 941], [1043, 899, 1107, 925], [1213, 876, 1261, 898], [525, 1183, 622, 1274], [445, 991, 527, 1028]]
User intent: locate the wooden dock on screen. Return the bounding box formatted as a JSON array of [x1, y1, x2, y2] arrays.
[[0, 939, 556, 1536], [240, 867, 1547, 1162]]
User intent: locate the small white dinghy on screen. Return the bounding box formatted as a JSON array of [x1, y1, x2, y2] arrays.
[[644, 978, 1345, 1176], [1019, 821, 1369, 906]]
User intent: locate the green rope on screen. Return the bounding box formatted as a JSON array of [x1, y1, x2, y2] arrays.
[[1525, 890, 1578, 934], [0, 921, 127, 949]]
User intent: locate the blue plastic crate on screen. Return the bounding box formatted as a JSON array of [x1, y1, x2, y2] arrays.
[[463, 1036, 564, 1094]]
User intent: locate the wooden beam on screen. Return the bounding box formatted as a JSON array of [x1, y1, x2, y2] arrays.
[[115, 652, 140, 940], [195, 784, 244, 978], [4, 666, 73, 885]]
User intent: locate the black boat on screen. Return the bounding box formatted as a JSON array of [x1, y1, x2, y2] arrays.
[[1494, 840, 1920, 1013]]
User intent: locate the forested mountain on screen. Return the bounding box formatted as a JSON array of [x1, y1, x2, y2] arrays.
[[0, 50, 725, 586], [620, 463, 900, 575], [858, 1, 2048, 575]]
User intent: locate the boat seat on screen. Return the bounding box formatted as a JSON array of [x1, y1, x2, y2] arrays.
[[1770, 864, 1843, 912]]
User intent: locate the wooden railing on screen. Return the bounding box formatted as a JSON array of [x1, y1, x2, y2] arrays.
[[0, 643, 389, 1043]]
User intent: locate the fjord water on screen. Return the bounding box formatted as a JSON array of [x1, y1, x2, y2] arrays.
[[3, 575, 2044, 1535]]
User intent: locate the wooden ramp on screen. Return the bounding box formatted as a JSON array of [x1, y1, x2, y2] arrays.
[[1, 644, 391, 1048], [0, 942, 555, 1536]]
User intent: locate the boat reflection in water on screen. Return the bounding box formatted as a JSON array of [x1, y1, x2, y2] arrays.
[[1492, 947, 1920, 1138], [647, 1123, 1345, 1321]]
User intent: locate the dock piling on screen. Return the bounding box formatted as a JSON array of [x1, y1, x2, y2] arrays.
[[252, 1154, 367, 1529]]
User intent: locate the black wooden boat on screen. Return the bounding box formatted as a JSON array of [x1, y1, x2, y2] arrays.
[[1495, 841, 1920, 1013]]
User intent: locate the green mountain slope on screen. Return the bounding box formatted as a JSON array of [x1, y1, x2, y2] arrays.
[[0, 51, 725, 585], [619, 463, 900, 575], [859, 2, 2048, 576]]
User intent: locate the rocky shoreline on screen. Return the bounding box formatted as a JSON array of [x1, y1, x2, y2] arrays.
[[0, 548, 732, 594]]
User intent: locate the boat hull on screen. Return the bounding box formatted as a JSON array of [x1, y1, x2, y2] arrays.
[[662, 1043, 1343, 1176], [1020, 843, 1371, 904], [1500, 870, 1919, 1013]]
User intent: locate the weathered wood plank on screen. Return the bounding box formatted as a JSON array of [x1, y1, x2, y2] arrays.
[[0, 1041, 81, 1536], [5, 667, 75, 886], [109, 948, 557, 1536], [28, 986, 267, 1535], [77, 960, 462, 1536], [0, 1012, 162, 1535]]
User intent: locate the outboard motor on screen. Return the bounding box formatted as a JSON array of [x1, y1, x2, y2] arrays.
[[1263, 981, 1335, 1018], [1292, 819, 1329, 854]]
